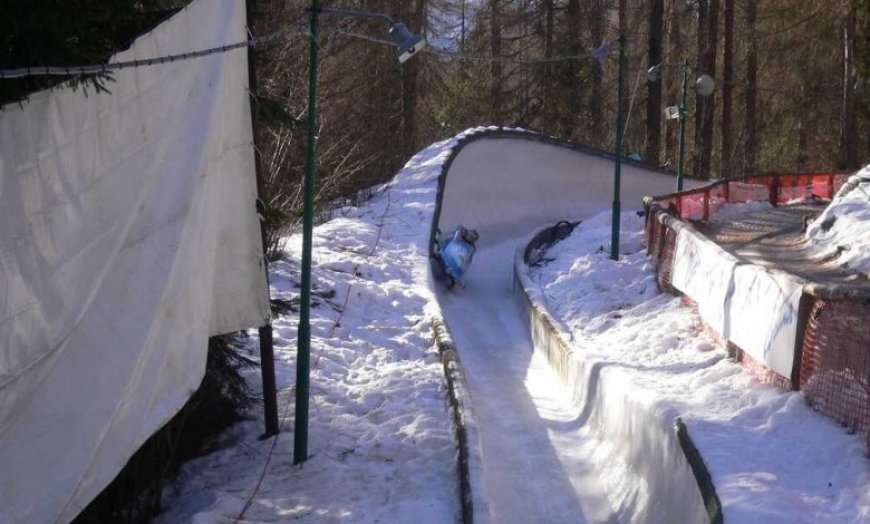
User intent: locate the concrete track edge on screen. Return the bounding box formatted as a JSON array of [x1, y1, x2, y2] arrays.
[[432, 318, 489, 524], [513, 222, 724, 524], [426, 127, 705, 524]]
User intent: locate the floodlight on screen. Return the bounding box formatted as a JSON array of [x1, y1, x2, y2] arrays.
[[696, 74, 715, 97], [389, 23, 427, 63]]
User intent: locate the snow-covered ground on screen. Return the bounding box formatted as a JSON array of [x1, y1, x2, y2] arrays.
[[155, 131, 869, 523], [155, 134, 474, 523], [807, 166, 870, 276], [530, 211, 870, 523]]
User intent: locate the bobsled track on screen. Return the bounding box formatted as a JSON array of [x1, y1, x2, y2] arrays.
[[429, 130, 711, 523]]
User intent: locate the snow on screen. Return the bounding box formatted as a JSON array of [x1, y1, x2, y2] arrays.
[[807, 166, 870, 276], [530, 211, 870, 523], [155, 130, 870, 524], [438, 241, 632, 523], [155, 131, 491, 523]]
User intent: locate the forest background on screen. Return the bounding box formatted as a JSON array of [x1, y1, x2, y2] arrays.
[[0, 1, 868, 520], [3, 1, 870, 255]]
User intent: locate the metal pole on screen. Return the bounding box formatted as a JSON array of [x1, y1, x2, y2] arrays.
[[677, 58, 689, 191], [461, 0, 466, 51], [294, 0, 319, 465], [245, 0, 279, 438], [610, 36, 625, 261]]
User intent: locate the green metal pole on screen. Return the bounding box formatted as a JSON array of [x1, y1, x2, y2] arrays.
[[610, 36, 625, 261], [294, 0, 319, 465], [677, 58, 689, 192]]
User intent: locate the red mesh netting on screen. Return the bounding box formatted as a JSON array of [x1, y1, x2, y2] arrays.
[[676, 192, 707, 221], [649, 173, 849, 223], [645, 172, 868, 449], [645, 210, 665, 265], [690, 300, 793, 389], [736, 349, 793, 391], [725, 177, 770, 204], [645, 211, 677, 292], [799, 299, 870, 442]]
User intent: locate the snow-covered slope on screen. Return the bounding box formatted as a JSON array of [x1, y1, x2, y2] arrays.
[[156, 131, 483, 523], [156, 129, 870, 524], [807, 166, 870, 276], [157, 127, 702, 523], [530, 212, 870, 523]]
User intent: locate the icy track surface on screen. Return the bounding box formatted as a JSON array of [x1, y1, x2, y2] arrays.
[[438, 242, 631, 524]]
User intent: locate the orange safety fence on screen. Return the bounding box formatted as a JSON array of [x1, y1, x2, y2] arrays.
[[799, 297, 870, 448], [645, 171, 869, 451], [648, 173, 849, 222]]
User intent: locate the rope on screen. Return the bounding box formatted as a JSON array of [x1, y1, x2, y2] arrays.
[[0, 24, 309, 79], [1, 22, 618, 81], [622, 57, 648, 146], [235, 183, 395, 521], [336, 30, 613, 64]]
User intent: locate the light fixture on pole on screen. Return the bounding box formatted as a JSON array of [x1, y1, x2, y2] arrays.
[[647, 61, 715, 191], [389, 22, 426, 63], [295, 1, 426, 466]]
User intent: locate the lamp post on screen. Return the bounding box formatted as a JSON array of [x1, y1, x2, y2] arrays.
[[295, 1, 426, 465], [611, 35, 625, 262], [647, 61, 715, 191]]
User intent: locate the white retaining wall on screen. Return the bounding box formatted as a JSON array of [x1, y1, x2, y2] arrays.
[[670, 224, 803, 380], [514, 234, 712, 524]]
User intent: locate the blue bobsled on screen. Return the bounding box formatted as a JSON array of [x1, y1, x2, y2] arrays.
[[433, 226, 479, 289]]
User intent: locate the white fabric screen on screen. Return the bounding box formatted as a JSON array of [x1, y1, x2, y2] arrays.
[[671, 228, 801, 379], [0, 1, 270, 521]]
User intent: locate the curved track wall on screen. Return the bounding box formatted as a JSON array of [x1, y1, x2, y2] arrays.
[[428, 128, 712, 523], [432, 129, 704, 249]]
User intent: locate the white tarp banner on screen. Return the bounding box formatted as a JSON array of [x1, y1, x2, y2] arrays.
[[671, 228, 801, 379], [0, 1, 270, 521]]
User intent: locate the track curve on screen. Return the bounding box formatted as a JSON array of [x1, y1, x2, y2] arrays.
[[431, 130, 707, 523]]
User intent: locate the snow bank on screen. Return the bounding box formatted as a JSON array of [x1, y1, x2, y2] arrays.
[[807, 166, 870, 276], [525, 213, 870, 523], [156, 128, 502, 523], [515, 214, 713, 524]]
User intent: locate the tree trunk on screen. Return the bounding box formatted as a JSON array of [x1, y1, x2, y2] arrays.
[[646, 0, 664, 163], [589, 0, 604, 137], [460, 0, 467, 51], [842, 0, 858, 170], [565, 0, 582, 134], [490, 0, 503, 123], [797, 78, 808, 171], [618, 0, 627, 39], [544, 0, 554, 61], [721, 0, 734, 177], [400, 0, 424, 158], [666, 0, 686, 169], [744, 0, 758, 174], [699, 0, 718, 176], [618, 0, 628, 133]]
